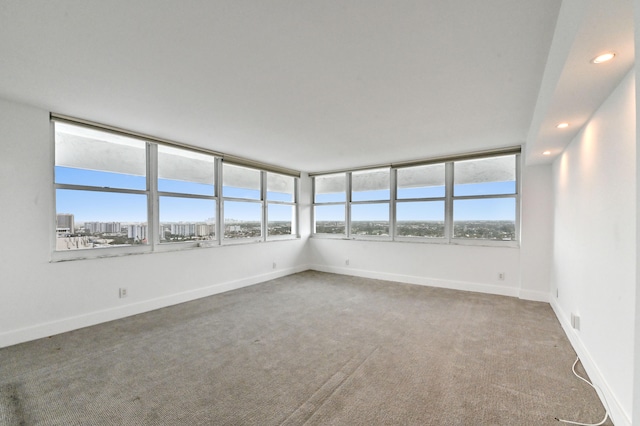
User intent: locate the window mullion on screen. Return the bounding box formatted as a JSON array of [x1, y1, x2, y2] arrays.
[[294, 178, 299, 237], [515, 153, 522, 243], [445, 162, 454, 242], [390, 168, 397, 241], [261, 171, 267, 241], [452, 193, 517, 201], [54, 184, 147, 195], [346, 172, 352, 239], [147, 143, 159, 249], [216, 157, 224, 243], [311, 177, 316, 234]]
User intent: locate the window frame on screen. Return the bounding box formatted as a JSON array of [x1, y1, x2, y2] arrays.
[[51, 119, 299, 262], [312, 172, 348, 238], [221, 163, 264, 244], [312, 153, 520, 247], [394, 162, 447, 242], [156, 146, 218, 247], [265, 171, 299, 241], [349, 168, 392, 241], [449, 155, 520, 246]]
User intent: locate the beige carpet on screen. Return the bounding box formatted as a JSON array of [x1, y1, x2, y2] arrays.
[[0, 271, 611, 425]]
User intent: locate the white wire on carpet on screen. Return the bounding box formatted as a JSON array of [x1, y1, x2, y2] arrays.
[[555, 357, 610, 426]]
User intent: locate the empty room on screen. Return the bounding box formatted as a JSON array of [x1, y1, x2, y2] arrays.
[[1, 0, 639, 425]]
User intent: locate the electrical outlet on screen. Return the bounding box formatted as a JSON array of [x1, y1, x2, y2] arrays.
[[571, 313, 580, 330], [119, 288, 127, 298], [498, 272, 505, 281], [345, 259, 350, 266]]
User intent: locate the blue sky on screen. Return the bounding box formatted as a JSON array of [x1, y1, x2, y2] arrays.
[[56, 167, 516, 223], [316, 181, 516, 221], [56, 167, 292, 222]]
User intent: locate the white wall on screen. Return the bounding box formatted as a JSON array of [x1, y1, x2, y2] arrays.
[[309, 238, 523, 296], [0, 97, 311, 348], [309, 161, 554, 303], [519, 163, 553, 300], [551, 69, 636, 425], [633, 3, 640, 422], [0, 93, 556, 351]]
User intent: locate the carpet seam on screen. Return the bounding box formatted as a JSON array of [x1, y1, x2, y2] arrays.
[[279, 345, 380, 426]]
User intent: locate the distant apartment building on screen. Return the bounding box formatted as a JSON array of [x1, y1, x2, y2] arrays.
[[128, 224, 148, 242], [85, 222, 122, 234], [170, 223, 213, 237], [56, 213, 75, 234]]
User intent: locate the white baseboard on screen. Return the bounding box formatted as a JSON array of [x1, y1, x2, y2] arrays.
[[309, 264, 522, 298], [7, 265, 620, 424], [518, 288, 549, 302], [0, 265, 309, 349], [550, 297, 631, 426]]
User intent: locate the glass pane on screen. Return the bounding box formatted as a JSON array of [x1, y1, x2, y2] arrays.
[[397, 164, 445, 199], [267, 173, 295, 202], [314, 204, 345, 234], [158, 145, 215, 196], [396, 201, 445, 238], [315, 173, 346, 203], [55, 189, 147, 250], [350, 203, 390, 236], [454, 155, 516, 196], [159, 197, 216, 243], [223, 164, 261, 199], [352, 168, 390, 201], [268, 204, 295, 236], [453, 198, 516, 240], [223, 201, 262, 239], [55, 122, 146, 190]]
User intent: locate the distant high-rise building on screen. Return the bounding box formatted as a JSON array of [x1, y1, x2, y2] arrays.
[[171, 223, 195, 236], [84, 222, 99, 234], [128, 224, 148, 241], [56, 213, 75, 234], [84, 221, 122, 234], [194, 223, 212, 237], [105, 222, 121, 233]]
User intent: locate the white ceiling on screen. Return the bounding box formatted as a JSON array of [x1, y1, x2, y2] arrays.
[[526, 0, 635, 165], [0, 1, 633, 174]]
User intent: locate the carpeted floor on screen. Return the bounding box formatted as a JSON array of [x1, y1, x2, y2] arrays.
[[0, 271, 611, 425]]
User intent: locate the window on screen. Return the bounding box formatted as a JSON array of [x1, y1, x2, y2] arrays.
[[222, 163, 263, 240], [312, 152, 519, 245], [266, 172, 297, 238], [314, 173, 346, 235], [396, 164, 446, 239], [54, 122, 149, 250], [453, 155, 517, 241], [158, 145, 216, 243], [53, 119, 299, 259], [350, 168, 390, 237]]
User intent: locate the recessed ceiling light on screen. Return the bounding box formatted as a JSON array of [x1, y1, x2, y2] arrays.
[[591, 52, 616, 64], [543, 151, 551, 156], [556, 122, 569, 129]]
